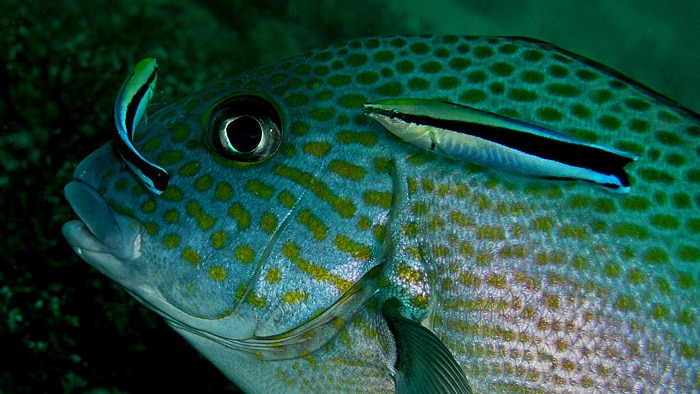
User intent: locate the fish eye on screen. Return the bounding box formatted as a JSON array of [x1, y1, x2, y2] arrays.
[[208, 95, 282, 162], [219, 115, 266, 155]]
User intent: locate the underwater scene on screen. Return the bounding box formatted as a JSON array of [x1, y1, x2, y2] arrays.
[[2, 1, 699, 393]]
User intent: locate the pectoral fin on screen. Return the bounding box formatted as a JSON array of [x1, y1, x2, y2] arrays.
[[382, 298, 472, 394]]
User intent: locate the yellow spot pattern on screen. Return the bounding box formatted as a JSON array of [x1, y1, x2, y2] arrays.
[[282, 242, 352, 291], [209, 266, 227, 281]]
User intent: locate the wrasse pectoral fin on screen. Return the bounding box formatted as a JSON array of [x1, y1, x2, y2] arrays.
[[363, 98, 639, 193], [113, 57, 170, 194], [382, 298, 472, 394]]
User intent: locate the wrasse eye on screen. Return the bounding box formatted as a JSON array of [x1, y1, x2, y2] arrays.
[[208, 95, 282, 162]]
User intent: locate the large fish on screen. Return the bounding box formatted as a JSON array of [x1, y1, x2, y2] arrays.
[[62, 36, 699, 393]]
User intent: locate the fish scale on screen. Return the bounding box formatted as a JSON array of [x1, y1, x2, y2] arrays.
[[63, 35, 699, 392]]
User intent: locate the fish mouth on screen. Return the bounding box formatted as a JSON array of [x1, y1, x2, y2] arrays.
[[62, 143, 143, 278]]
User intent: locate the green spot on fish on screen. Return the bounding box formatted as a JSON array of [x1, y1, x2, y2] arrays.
[[643, 247, 669, 265], [622, 196, 651, 212], [227, 203, 250, 230], [194, 175, 213, 192], [438, 76, 461, 90], [162, 234, 180, 249], [548, 64, 569, 78], [141, 136, 163, 152], [650, 214, 680, 230], [163, 209, 179, 223], [448, 57, 470, 71], [260, 213, 277, 234], [420, 61, 442, 74], [245, 179, 275, 200], [611, 222, 649, 239], [170, 122, 190, 142], [638, 168, 675, 184], [214, 182, 233, 201], [334, 234, 372, 259], [347, 53, 368, 67], [141, 200, 156, 213], [296, 209, 327, 241], [182, 248, 200, 265], [282, 290, 309, 304], [234, 245, 255, 264], [356, 71, 379, 84], [211, 231, 228, 249], [685, 168, 700, 183], [396, 60, 415, 74], [185, 201, 215, 230], [291, 121, 309, 136], [408, 77, 430, 91], [285, 93, 309, 107], [328, 160, 365, 181], [310, 107, 335, 121], [473, 45, 495, 58], [336, 131, 378, 147], [328, 74, 351, 87], [571, 103, 592, 119], [303, 141, 332, 157], [546, 83, 580, 97], [277, 190, 296, 209], [377, 81, 403, 96], [589, 89, 613, 104], [409, 42, 430, 54], [338, 94, 366, 109], [273, 165, 356, 218], [677, 245, 700, 262], [266, 268, 281, 284], [536, 107, 564, 122], [373, 50, 395, 63], [282, 242, 352, 291], [156, 150, 184, 166], [209, 266, 227, 281], [508, 88, 537, 102], [459, 89, 487, 103], [520, 70, 545, 84], [363, 190, 392, 209], [179, 161, 200, 176], [523, 49, 544, 62], [160, 185, 183, 201]]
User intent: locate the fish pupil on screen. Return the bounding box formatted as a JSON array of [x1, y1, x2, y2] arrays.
[[226, 115, 263, 153]]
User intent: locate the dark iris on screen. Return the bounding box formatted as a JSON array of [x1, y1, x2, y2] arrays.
[[226, 115, 262, 153]]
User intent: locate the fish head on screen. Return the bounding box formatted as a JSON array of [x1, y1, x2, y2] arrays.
[[62, 60, 400, 345]]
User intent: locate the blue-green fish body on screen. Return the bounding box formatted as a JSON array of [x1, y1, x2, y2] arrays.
[[63, 36, 699, 392]]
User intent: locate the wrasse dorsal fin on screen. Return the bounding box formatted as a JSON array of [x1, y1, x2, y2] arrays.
[[382, 298, 472, 394], [364, 98, 639, 193]]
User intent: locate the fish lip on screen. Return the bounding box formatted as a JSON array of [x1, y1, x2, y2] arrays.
[[62, 142, 142, 262], [62, 179, 142, 262]]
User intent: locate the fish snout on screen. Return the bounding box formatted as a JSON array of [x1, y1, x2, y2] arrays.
[[63, 142, 143, 277]]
